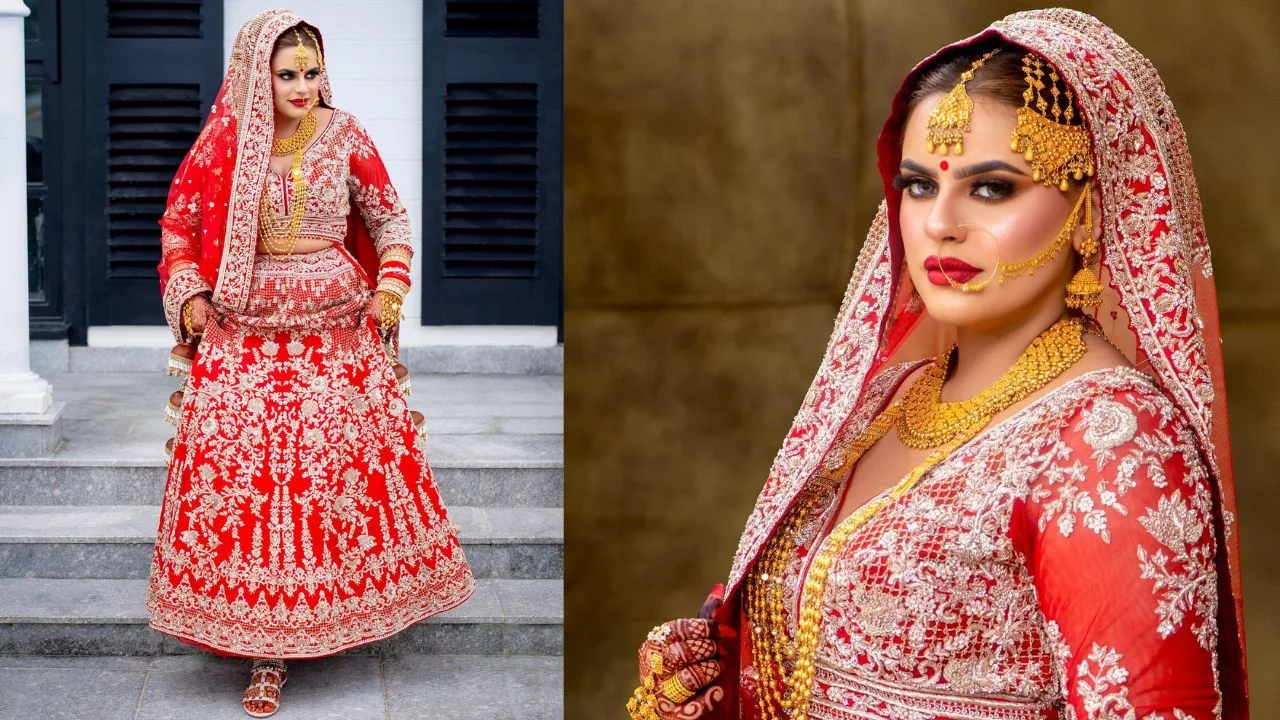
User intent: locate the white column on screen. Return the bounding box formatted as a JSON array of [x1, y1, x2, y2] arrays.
[[0, 0, 52, 414]]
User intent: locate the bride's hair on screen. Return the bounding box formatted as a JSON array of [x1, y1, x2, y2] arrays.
[[272, 22, 322, 56], [906, 41, 1076, 117]]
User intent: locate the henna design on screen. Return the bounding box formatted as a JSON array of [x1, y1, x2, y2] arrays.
[[653, 684, 726, 720], [663, 639, 716, 669], [669, 659, 722, 701], [666, 618, 713, 642]]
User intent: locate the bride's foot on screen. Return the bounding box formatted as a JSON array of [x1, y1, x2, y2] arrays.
[[242, 659, 287, 718]]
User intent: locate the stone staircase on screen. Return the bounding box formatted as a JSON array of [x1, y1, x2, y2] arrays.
[[0, 347, 563, 663]]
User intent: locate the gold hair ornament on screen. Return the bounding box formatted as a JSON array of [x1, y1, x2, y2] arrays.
[[1010, 53, 1094, 192], [925, 49, 1001, 156], [302, 27, 325, 72]]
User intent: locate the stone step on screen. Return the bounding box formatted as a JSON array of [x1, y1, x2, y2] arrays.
[[0, 456, 563, 508], [0, 654, 563, 720], [0, 578, 562, 656], [0, 506, 562, 580], [4, 372, 564, 507], [34, 343, 564, 376]]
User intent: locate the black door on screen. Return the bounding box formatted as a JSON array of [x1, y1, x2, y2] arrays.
[[24, 0, 67, 339], [80, 0, 223, 327], [421, 0, 563, 329]]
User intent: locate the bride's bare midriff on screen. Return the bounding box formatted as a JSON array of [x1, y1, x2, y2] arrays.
[[255, 236, 336, 254]]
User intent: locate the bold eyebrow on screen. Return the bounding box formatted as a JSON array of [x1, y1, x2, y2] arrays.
[[898, 159, 936, 179], [954, 160, 1027, 179]]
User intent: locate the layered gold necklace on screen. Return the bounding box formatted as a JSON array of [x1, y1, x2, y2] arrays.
[[744, 316, 1087, 720], [259, 110, 317, 257]]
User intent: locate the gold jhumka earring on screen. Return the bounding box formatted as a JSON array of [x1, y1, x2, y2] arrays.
[[925, 49, 1001, 156]]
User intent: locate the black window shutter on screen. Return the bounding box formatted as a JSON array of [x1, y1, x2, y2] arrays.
[[423, 0, 562, 328], [83, 0, 222, 325], [106, 84, 203, 279]]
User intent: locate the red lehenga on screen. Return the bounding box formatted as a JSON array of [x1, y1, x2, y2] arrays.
[[146, 10, 474, 658], [663, 9, 1248, 720]]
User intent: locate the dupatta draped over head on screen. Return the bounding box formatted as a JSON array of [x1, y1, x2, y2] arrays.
[[157, 9, 383, 337], [722, 7, 1246, 713]]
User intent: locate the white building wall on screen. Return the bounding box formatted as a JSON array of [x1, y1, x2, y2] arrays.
[[224, 0, 426, 326]]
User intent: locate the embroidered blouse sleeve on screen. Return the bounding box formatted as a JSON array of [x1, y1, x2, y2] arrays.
[[158, 126, 216, 342], [345, 115, 413, 297], [1023, 386, 1221, 719]]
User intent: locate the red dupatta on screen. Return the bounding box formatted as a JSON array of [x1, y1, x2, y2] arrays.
[[720, 8, 1247, 716]]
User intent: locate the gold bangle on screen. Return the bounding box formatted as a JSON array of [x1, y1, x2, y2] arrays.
[[377, 291, 403, 331], [662, 674, 696, 704], [181, 298, 203, 338]]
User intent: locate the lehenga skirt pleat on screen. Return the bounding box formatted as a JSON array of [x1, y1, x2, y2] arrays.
[[147, 248, 475, 658]]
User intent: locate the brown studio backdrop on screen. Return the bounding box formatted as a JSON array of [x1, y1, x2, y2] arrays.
[[564, 0, 1280, 717]]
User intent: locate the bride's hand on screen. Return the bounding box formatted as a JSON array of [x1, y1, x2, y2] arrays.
[[183, 294, 213, 336], [366, 292, 384, 327], [628, 588, 727, 720]]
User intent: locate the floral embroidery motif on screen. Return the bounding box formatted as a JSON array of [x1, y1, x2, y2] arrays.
[[1080, 399, 1138, 464], [149, 235, 469, 657], [1075, 644, 1135, 719], [1138, 492, 1218, 649]]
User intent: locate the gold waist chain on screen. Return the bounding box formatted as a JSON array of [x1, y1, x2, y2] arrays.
[[745, 316, 1087, 720]]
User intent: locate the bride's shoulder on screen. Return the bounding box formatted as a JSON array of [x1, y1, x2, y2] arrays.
[[1058, 364, 1197, 454]]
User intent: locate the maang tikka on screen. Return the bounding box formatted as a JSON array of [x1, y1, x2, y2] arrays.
[[925, 49, 1001, 156]]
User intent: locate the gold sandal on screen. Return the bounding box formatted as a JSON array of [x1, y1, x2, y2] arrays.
[[242, 659, 288, 718]]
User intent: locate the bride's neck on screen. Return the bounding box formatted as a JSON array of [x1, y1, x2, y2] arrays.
[[273, 114, 301, 138], [943, 302, 1069, 401]]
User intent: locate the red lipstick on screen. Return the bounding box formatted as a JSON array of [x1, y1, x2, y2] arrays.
[[923, 256, 983, 286], [289, 98, 309, 108]]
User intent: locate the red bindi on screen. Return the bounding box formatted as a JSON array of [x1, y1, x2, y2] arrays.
[[939, 160, 950, 171]]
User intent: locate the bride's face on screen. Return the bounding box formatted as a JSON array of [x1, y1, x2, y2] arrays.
[[270, 41, 322, 123], [897, 93, 1092, 332]]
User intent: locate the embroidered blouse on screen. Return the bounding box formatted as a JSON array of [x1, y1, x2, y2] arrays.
[[158, 109, 412, 340], [751, 365, 1221, 720]]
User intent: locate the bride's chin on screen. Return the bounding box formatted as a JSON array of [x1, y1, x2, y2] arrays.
[[915, 292, 1001, 327]]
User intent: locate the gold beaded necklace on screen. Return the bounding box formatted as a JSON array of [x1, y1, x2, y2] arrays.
[[899, 317, 1088, 449], [745, 316, 1087, 720], [259, 110, 317, 258]]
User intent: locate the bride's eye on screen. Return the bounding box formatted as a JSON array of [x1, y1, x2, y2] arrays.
[[972, 179, 1014, 201], [893, 175, 936, 199]]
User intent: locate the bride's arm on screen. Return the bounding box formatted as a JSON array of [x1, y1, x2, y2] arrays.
[[1024, 388, 1222, 718]]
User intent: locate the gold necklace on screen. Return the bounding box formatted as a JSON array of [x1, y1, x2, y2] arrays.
[[271, 111, 316, 156], [260, 113, 316, 257], [898, 317, 1087, 450], [745, 316, 1088, 720]]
